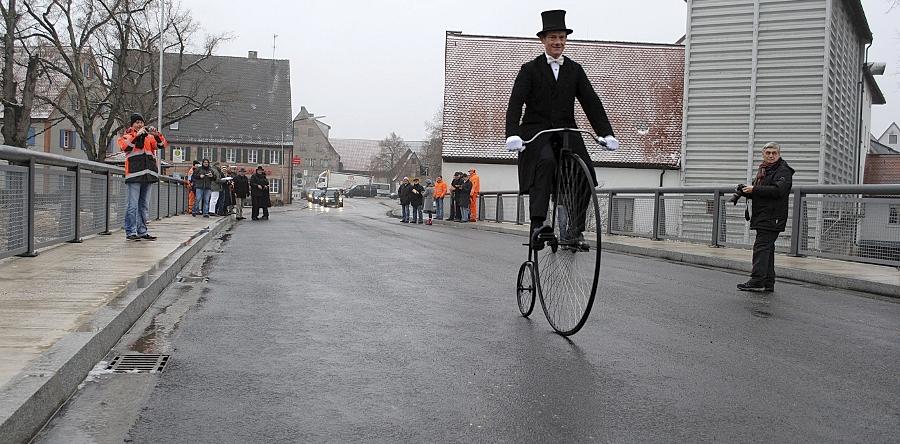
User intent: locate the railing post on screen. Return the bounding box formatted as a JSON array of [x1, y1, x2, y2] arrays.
[[496, 194, 503, 222], [100, 170, 112, 235], [789, 191, 804, 257], [166, 180, 171, 217], [515, 194, 523, 225], [606, 192, 615, 235], [710, 190, 722, 247], [70, 165, 82, 243], [478, 194, 485, 221], [156, 179, 161, 220], [652, 191, 662, 241], [20, 158, 38, 257]]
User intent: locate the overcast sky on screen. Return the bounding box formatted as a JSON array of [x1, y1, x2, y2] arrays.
[[180, 0, 899, 141]]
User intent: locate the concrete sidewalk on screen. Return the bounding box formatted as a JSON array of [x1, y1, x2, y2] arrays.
[[406, 210, 900, 298], [0, 214, 232, 443]]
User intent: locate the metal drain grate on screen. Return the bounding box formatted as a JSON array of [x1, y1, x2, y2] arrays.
[[107, 354, 170, 373]]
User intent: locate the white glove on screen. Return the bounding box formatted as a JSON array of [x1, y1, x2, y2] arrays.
[[506, 135, 524, 152], [603, 135, 619, 151]]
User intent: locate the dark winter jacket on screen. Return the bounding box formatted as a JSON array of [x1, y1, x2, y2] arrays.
[[746, 158, 794, 232], [457, 181, 472, 208], [191, 166, 214, 190], [506, 54, 613, 193], [233, 174, 250, 198], [410, 183, 425, 207], [449, 178, 462, 201], [250, 172, 271, 208], [398, 182, 413, 205]]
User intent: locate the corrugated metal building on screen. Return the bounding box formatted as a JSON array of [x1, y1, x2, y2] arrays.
[[682, 0, 873, 187]]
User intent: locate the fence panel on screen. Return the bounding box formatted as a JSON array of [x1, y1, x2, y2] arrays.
[[800, 195, 900, 266], [79, 171, 108, 236], [609, 194, 655, 238], [0, 165, 29, 258], [33, 167, 76, 248]]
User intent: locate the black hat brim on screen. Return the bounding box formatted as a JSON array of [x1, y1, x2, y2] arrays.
[[537, 28, 573, 37]]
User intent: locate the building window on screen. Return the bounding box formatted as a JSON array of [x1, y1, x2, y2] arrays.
[[269, 149, 282, 165], [890, 134, 898, 145], [69, 95, 79, 111], [170, 121, 179, 130], [248, 149, 258, 164], [226, 148, 237, 163], [321, 159, 328, 168], [307, 128, 313, 137], [890, 206, 899, 225], [201, 147, 212, 161], [269, 178, 281, 194], [27, 127, 36, 146], [62, 130, 73, 150]]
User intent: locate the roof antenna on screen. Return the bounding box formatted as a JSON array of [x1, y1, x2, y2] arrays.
[[272, 34, 278, 59]]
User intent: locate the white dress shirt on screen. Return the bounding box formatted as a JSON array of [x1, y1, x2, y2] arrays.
[[545, 53, 563, 80]]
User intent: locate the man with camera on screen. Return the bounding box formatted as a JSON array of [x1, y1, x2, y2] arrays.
[[735, 142, 794, 292], [117, 113, 168, 241]]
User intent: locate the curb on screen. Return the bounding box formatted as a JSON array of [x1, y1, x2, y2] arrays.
[[0, 217, 234, 444], [395, 209, 900, 299]]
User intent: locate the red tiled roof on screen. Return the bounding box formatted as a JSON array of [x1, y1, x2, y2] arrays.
[[331, 138, 426, 172], [864, 154, 900, 184], [443, 33, 684, 168]]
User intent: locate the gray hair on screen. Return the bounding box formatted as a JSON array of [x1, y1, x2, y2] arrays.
[[762, 142, 781, 152]]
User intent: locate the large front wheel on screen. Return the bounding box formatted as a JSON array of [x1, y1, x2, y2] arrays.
[[533, 151, 603, 336]]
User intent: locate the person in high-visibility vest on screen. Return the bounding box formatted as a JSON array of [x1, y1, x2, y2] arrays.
[[468, 168, 480, 222], [117, 113, 168, 241]]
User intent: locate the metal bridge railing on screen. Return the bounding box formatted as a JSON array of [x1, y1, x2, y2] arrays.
[[476, 184, 900, 268], [1, 145, 189, 259]]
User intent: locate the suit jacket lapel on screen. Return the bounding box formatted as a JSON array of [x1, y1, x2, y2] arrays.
[[535, 54, 556, 88]]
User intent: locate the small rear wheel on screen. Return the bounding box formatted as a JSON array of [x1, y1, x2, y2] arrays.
[[516, 261, 536, 317]]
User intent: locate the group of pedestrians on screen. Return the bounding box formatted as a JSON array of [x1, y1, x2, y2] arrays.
[[187, 162, 273, 221], [396, 168, 481, 225]]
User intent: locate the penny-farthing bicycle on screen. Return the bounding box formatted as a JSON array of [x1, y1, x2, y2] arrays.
[[516, 128, 614, 336]]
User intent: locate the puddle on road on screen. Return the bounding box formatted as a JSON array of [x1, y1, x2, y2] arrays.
[[130, 320, 160, 354]]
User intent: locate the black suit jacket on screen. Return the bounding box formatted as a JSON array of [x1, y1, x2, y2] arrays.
[[506, 54, 614, 192]]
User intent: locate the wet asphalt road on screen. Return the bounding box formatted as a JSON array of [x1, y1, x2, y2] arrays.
[[36, 198, 900, 443]]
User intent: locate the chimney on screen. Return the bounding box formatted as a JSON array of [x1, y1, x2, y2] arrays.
[[248, 50, 258, 59]]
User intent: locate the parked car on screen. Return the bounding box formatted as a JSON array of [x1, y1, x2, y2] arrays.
[[306, 188, 319, 202], [311, 189, 326, 205], [320, 188, 344, 207], [346, 184, 379, 198]]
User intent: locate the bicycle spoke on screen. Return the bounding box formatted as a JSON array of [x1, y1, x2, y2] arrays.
[[535, 152, 602, 335]]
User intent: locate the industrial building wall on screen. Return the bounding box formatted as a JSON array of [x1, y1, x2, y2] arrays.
[[821, 0, 865, 184]]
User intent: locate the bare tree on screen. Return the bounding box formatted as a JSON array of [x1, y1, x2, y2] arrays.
[[19, 0, 233, 161], [370, 132, 410, 176], [1, 0, 40, 148], [422, 107, 442, 177]]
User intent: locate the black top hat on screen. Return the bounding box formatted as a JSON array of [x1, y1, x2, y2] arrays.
[[129, 113, 145, 125], [537, 10, 573, 37]]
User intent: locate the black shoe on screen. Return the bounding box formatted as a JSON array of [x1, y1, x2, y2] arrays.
[[737, 282, 767, 292], [252, 217, 258, 220], [764, 286, 774, 292], [531, 225, 553, 251], [262, 216, 269, 220], [203, 214, 210, 218], [126, 234, 141, 241], [140, 234, 157, 241]]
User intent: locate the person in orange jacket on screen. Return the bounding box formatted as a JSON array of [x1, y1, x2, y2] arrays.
[[468, 168, 480, 222], [117, 113, 168, 241], [433, 175, 448, 220], [186, 160, 199, 215]]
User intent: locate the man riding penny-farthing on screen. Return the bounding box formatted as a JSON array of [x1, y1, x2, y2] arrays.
[[506, 10, 619, 336]]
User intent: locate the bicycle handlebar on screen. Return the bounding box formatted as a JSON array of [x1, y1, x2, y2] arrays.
[[522, 128, 612, 150]]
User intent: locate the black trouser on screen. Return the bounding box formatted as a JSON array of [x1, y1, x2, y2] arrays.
[[252, 205, 269, 219], [529, 142, 590, 235], [750, 229, 779, 287], [449, 195, 456, 220]]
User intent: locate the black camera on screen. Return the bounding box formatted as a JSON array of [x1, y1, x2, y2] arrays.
[[729, 184, 746, 205]]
